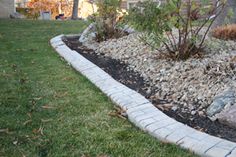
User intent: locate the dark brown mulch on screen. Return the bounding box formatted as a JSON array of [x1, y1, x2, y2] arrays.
[[63, 36, 236, 142]]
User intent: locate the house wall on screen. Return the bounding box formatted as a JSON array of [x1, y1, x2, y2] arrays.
[[79, 0, 97, 18], [0, 0, 15, 18], [78, 0, 127, 18]]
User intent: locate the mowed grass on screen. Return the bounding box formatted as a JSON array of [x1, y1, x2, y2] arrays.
[[0, 19, 197, 157]]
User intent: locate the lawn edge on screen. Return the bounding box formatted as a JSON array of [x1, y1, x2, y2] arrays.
[[50, 34, 236, 157]]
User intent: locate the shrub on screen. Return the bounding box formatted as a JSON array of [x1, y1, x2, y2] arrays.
[[212, 24, 236, 40], [27, 0, 57, 19], [27, 0, 73, 19], [16, 8, 39, 19], [126, 0, 226, 60], [90, 0, 127, 42]]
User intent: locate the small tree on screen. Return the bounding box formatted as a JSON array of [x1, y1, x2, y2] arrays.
[[127, 0, 226, 60]]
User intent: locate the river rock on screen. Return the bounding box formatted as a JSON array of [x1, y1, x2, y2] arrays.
[[206, 88, 236, 117], [122, 25, 136, 34]]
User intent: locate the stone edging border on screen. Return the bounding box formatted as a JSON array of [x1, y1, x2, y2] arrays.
[[50, 34, 236, 157]]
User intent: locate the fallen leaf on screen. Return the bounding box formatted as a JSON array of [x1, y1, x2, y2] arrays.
[[34, 97, 42, 101], [23, 120, 32, 126], [32, 129, 38, 134], [81, 155, 89, 157], [12, 64, 17, 69], [32, 126, 44, 135], [27, 112, 32, 118], [39, 126, 44, 135], [62, 77, 73, 81], [156, 103, 173, 111], [41, 119, 53, 123], [13, 141, 18, 145], [41, 105, 55, 109], [97, 155, 109, 157], [156, 105, 164, 111], [108, 106, 127, 119], [53, 91, 68, 98]]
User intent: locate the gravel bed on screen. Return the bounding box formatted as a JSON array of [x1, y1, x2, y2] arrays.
[[83, 33, 236, 117]]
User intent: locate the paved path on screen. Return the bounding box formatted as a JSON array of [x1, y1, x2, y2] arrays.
[[50, 35, 236, 157]]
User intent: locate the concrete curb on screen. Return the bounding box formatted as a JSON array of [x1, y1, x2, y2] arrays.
[[50, 35, 236, 157]]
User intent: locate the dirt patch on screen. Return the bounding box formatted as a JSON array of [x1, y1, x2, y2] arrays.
[[63, 36, 236, 142]]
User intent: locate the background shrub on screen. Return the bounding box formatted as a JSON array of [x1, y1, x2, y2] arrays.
[[212, 24, 236, 40], [16, 8, 39, 19], [90, 0, 127, 42]]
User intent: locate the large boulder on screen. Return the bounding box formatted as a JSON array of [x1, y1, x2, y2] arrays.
[[217, 105, 236, 128], [79, 23, 96, 43], [206, 88, 236, 117]]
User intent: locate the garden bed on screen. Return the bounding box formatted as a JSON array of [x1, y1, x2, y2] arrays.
[[63, 34, 236, 142]]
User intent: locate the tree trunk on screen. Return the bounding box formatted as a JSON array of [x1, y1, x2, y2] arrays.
[[72, 0, 79, 20], [212, 0, 236, 28]]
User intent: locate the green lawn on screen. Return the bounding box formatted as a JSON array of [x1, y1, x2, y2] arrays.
[[0, 19, 197, 157]]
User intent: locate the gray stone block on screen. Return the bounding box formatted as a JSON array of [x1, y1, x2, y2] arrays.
[[164, 122, 184, 132], [50, 35, 64, 44], [202, 135, 223, 147], [96, 79, 121, 91], [106, 87, 127, 97], [126, 103, 154, 115], [128, 110, 145, 118], [139, 118, 157, 130], [215, 140, 236, 151], [128, 111, 145, 126], [227, 148, 236, 157], [51, 40, 64, 47], [205, 146, 231, 157], [122, 89, 139, 96], [166, 125, 196, 143], [190, 136, 222, 156], [146, 118, 176, 133], [135, 111, 162, 122], [152, 128, 173, 141], [187, 130, 208, 141], [142, 106, 161, 113], [177, 136, 201, 150], [152, 113, 171, 122]]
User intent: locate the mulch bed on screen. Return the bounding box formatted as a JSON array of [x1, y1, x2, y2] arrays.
[[63, 36, 236, 142]]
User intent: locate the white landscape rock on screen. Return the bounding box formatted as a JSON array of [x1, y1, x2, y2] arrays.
[[79, 23, 96, 43]]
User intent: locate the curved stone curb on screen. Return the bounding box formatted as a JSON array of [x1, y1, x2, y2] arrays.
[[50, 35, 236, 157]]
